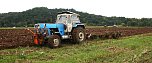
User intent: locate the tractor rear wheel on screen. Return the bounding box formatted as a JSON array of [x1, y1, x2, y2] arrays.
[[47, 35, 61, 48], [72, 27, 86, 44]]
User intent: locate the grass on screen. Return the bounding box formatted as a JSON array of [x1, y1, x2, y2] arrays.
[[1, 33, 152, 63]]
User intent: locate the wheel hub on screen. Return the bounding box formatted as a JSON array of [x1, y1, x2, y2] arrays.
[[53, 39, 59, 46], [79, 32, 84, 41]]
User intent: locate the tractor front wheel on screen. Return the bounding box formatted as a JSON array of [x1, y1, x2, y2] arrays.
[[47, 35, 61, 48]]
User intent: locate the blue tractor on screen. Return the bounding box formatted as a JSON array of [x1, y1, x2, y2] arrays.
[[33, 11, 86, 48]]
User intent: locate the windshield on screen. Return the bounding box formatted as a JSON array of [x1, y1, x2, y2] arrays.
[[58, 15, 67, 21], [56, 15, 67, 23]]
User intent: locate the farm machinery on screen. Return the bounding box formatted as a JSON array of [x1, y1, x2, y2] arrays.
[[26, 11, 122, 48], [29, 11, 86, 48]]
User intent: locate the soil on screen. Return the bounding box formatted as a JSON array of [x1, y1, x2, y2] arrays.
[[0, 27, 152, 50], [86, 27, 152, 37], [0, 29, 34, 50]]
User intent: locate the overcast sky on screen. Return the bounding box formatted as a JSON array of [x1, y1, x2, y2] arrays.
[[0, 0, 152, 18]]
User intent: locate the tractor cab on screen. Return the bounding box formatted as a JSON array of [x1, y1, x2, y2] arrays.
[[56, 11, 80, 32]]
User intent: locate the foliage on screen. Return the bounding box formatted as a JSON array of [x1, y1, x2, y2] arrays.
[[0, 7, 152, 27]]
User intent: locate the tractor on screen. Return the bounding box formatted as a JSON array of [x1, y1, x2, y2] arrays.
[[32, 11, 86, 48]]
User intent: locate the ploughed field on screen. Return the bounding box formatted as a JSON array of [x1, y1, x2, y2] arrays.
[[0, 27, 152, 50], [0, 29, 34, 49], [86, 27, 152, 38]]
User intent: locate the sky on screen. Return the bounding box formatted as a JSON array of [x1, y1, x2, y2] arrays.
[[0, 0, 152, 18]]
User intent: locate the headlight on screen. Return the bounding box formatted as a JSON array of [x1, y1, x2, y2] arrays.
[[34, 24, 39, 28]]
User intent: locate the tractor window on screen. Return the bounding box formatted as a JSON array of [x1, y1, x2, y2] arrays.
[[59, 15, 67, 21], [57, 15, 67, 23], [71, 15, 78, 20]]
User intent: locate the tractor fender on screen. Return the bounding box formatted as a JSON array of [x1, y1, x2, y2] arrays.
[[73, 23, 85, 29]]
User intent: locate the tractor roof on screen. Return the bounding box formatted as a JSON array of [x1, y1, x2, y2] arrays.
[[58, 11, 79, 16]]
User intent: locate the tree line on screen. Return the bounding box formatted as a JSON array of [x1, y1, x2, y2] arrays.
[[0, 7, 152, 27]]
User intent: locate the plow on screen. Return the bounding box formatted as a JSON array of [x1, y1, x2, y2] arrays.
[[0, 11, 152, 49]]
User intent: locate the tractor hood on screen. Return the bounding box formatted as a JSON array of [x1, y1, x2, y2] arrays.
[[36, 23, 65, 35]]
